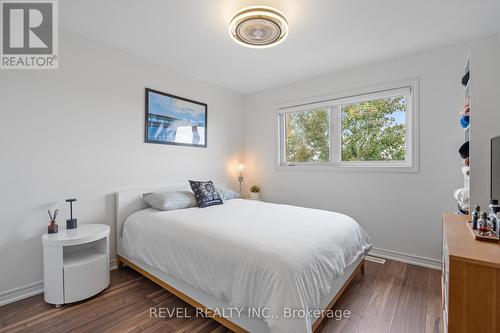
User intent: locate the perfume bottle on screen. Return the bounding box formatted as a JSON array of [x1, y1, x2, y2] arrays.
[[471, 205, 480, 230], [488, 199, 499, 231], [478, 212, 490, 236], [488, 199, 499, 214], [489, 214, 498, 236], [496, 211, 500, 238]]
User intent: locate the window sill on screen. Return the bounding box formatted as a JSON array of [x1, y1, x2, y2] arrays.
[[276, 163, 419, 173]]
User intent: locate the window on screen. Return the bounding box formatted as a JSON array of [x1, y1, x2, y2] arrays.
[[285, 108, 330, 163], [278, 80, 417, 171]]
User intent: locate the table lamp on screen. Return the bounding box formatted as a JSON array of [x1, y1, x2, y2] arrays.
[[238, 163, 244, 195], [66, 198, 77, 229]]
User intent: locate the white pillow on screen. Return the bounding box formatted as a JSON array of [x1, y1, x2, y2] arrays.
[[216, 187, 240, 201], [143, 191, 196, 211]]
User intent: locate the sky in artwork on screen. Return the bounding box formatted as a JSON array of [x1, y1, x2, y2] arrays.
[[148, 91, 206, 126]]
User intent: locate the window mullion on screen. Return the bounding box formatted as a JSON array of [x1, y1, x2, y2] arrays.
[[405, 93, 412, 166], [330, 105, 341, 165], [280, 114, 286, 165]]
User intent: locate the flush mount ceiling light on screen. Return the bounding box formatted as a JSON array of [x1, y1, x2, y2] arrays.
[[229, 6, 288, 48]]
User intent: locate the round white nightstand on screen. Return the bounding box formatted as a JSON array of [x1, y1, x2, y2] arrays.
[[42, 224, 110, 307]]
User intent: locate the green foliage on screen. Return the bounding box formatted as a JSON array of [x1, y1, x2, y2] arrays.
[[284, 97, 406, 163], [286, 109, 330, 163], [341, 97, 406, 161], [250, 185, 260, 193]]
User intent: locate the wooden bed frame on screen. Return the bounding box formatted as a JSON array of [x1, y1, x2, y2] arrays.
[[115, 183, 365, 333], [117, 255, 364, 333]]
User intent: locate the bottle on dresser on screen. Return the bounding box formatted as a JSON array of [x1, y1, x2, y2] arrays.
[[478, 212, 490, 237], [496, 211, 500, 238], [488, 199, 499, 236], [472, 205, 480, 230]]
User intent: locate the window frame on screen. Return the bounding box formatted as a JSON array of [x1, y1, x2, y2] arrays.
[[276, 78, 419, 173]]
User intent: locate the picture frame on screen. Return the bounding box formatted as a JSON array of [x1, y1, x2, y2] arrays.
[[145, 88, 207, 147]]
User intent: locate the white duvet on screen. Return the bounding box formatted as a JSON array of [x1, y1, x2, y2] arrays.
[[122, 199, 371, 333]]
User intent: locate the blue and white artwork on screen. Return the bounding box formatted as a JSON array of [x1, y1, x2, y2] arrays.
[[145, 89, 207, 147]]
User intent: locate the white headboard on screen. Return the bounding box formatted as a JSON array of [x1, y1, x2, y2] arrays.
[[115, 182, 226, 257]]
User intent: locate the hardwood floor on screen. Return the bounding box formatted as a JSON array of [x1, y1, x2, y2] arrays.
[[0, 260, 442, 333]]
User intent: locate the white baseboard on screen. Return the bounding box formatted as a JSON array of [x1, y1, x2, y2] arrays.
[[109, 258, 118, 270], [365, 255, 386, 264], [0, 261, 119, 306], [368, 247, 441, 270], [0, 281, 44, 306]]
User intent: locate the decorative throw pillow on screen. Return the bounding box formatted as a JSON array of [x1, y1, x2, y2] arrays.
[[189, 180, 223, 208], [216, 187, 240, 201], [143, 191, 197, 211]]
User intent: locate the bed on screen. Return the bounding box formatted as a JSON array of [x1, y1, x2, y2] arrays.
[[116, 183, 371, 333]]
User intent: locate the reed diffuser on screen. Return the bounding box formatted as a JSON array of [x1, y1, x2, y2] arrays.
[[48, 209, 59, 234]]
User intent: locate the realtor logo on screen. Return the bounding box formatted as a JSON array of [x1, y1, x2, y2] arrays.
[[1, 0, 58, 69]]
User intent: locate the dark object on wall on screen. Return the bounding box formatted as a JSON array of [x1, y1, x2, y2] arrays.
[[47, 209, 59, 234], [145, 88, 207, 148], [66, 199, 77, 229], [459, 141, 469, 159], [461, 71, 469, 86]]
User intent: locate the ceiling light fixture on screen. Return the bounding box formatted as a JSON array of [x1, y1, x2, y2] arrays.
[[229, 6, 288, 48]]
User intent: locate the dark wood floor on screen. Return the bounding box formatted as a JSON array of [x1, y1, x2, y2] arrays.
[[0, 260, 442, 333]]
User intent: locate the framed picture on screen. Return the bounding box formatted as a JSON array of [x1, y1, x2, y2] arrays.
[[145, 88, 207, 147]]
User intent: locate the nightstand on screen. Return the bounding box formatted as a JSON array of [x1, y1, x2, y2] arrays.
[[42, 224, 110, 307]]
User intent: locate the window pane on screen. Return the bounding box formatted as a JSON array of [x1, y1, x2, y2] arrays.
[[285, 108, 330, 163], [341, 96, 406, 162]]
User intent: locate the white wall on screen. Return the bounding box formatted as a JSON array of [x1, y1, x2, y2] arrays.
[[470, 36, 500, 208], [243, 36, 500, 265], [0, 31, 244, 297]]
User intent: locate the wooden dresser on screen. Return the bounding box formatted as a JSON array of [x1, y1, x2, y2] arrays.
[[442, 213, 500, 333]]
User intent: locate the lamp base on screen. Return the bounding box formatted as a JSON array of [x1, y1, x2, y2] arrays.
[[66, 218, 77, 229], [238, 177, 243, 196]]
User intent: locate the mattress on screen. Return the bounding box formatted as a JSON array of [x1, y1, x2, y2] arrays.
[[122, 199, 372, 333]]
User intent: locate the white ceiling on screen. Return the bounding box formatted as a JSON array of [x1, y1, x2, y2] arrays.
[[61, 0, 500, 94]]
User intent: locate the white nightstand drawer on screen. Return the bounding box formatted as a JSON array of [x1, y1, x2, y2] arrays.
[[63, 252, 107, 303]]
